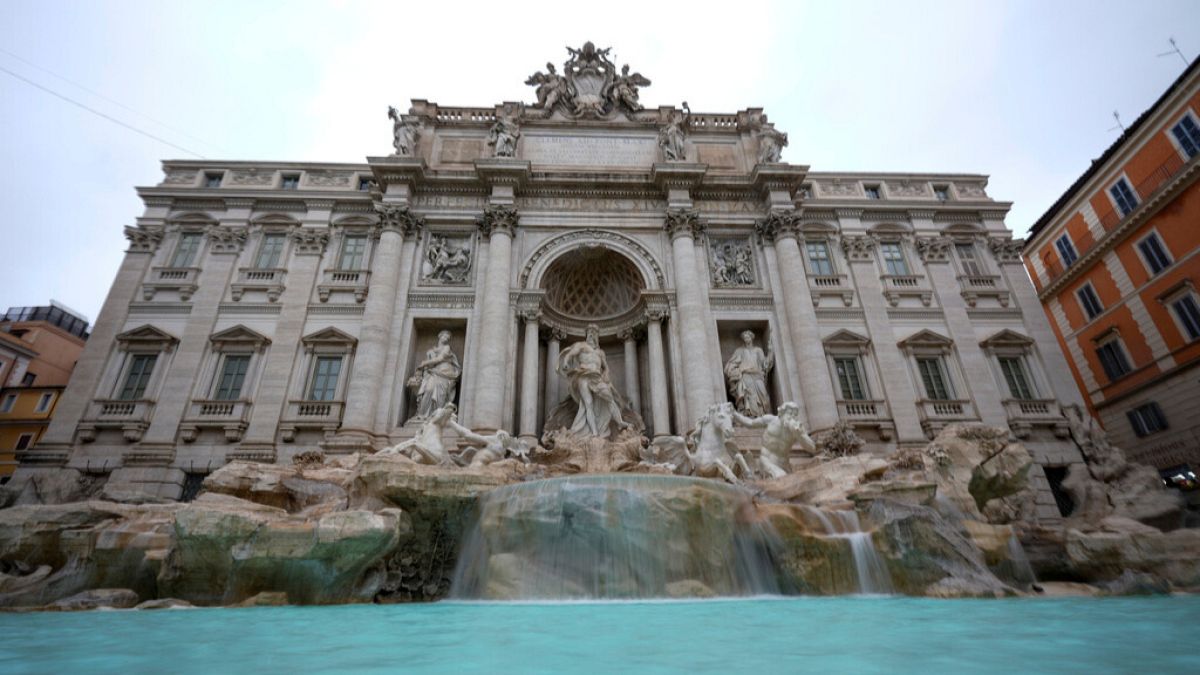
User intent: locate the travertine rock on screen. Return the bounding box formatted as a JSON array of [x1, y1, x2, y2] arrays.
[[47, 588, 139, 611], [755, 455, 890, 507], [1065, 526, 1200, 588]]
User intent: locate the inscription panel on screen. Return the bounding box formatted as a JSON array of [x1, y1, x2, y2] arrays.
[[522, 133, 658, 168]]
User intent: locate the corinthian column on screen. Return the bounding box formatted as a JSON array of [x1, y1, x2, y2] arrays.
[[619, 327, 642, 415], [518, 307, 541, 442], [645, 308, 671, 439], [472, 205, 519, 431], [339, 204, 422, 444], [665, 209, 716, 425], [544, 328, 564, 420], [758, 211, 839, 431]]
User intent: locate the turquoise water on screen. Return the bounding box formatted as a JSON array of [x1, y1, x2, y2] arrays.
[[2, 597, 1198, 673]]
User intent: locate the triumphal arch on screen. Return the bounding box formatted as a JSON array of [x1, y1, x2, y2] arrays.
[[11, 43, 1085, 519]]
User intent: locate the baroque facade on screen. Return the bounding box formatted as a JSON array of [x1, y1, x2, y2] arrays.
[[14, 43, 1085, 519]]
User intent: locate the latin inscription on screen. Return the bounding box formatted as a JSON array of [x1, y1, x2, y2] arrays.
[[522, 134, 658, 167]]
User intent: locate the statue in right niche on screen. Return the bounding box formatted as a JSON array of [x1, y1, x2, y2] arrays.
[[724, 330, 774, 417], [408, 330, 461, 421]]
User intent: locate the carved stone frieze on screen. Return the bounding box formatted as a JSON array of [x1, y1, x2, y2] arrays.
[[819, 180, 860, 197], [421, 234, 473, 285], [840, 234, 879, 261], [290, 228, 330, 256], [988, 236, 1025, 264], [664, 208, 705, 240], [229, 170, 273, 186], [305, 170, 354, 187], [124, 225, 164, 253], [886, 180, 929, 198], [915, 235, 953, 263], [956, 182, 988, 198], [709, 238, 756, 287], [476, 204, 519, 239], [205, 226, 248, 254], [162, 170, 196, 185], [374, 203, 425, 236]]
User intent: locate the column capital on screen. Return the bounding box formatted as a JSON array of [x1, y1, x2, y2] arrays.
[[664, 208, 705, 241], [618, 326, 645, 342], [517, 306, 542, 323], [124, 225, 164, 253], [988, 236, 1026, 264], [290, 228, 330, 256], [755, 210, 801, 243], [476, 204, 519, 239], [205, 225, 248, 254], [374, 202, 424, 236], [840, 233, 879, 262], [915, 235, 953, 263], [644, 305, 670, 322]]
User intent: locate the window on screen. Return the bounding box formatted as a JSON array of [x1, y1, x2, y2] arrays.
[[358, 177, 373, 191], [1127, 402, 1168, 437], [806, 241, 834, 275], [997, 357, 1035, 399], [14, 433, 33, 451], [255, 233, 286, 269], [1095, 339, 1132, 382], [170, 232, 203, 267], [308, 356, 342, 401], [934, 185, 950, 201], [281, 174, 300, 190], [864, 185, 881, 200], [1137, 233, 1172, 275], [34, 392, 53, 413], [213, 354, 250, 400], [0, 394, 15, 413], [118, 354, 157, 400], [798, 184, 812, 199], [1170, 115, 1200, 159], [1171, 294, 1200, 341], [1055, 234, 1078, 267], [21, 372, 35, 386], [916, 357, 953, 399], [1109, 178, 1138, 217], [834, 357, 867, 400], [338, 234, 368, 270], [204, 172, 223, 188], [880, 242, 909, 275], [1077, 283, 1104, 320], [955, 242, 983, 276]]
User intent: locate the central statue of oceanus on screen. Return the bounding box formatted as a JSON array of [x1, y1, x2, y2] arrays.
[[557, 325, 633, 439]]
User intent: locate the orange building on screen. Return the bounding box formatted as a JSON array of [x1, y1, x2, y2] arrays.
[[1023, 59, 1200, 477], [0, 304, 90, 480]]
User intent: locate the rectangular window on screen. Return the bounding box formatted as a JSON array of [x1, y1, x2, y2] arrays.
[[1055, 234, 1078, 267], [1077, 283, 1104, 320], [255, 233, 286, 269], [338, 235, 367, 270], [34, 392, 53, 413], [934, 186, 950, 201], [1127, 402, 1168, 437], [118, 354, 157, 400], [14, 433, 33, 451], [0, 393, 15, 413], [170, 232, 203, 267], [916, 357, 952, 400], [834, 358, 867, 400], [880, 242, 909, 275], [21, 372, 35, 386], [1137, 233, 1172, 275], [806, 241, 834, 275], [308, 356, 342, 401], [213, 354, 251, 401], [1171, 115, 1200, 159], [1171, 294, 1200, 341], [204, 172, 223, 188], [1109, 178, 1139, 217], [281, 174, 300, 190], [799, 184, 812, 199], [955, 242, 983, 276], [997, 357, 1035, 399], [864, 185, 881, 200], [358, 178, 373, 191], [1095, 340, 1132, 382]]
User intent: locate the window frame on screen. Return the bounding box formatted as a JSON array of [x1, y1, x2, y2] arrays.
[[169, 231, 205, 268], [1135, 231, 1172, 276], [34, 391, 54, 413], [1108, 176, 1139, 218], [997, 355, 1036, 400], [953, 240, 985, 277], [116, 353, 158, 401], [1127, 402, 1168, 438], [0, 393, 15, 413], [1168, 110, 1200, 160], [254, 231, 288, 269], [357, 176, 373, 191], [337, 232, 370, 270], [14, 433, 33, 451], [933, 185, 951, 202], [805, 240, 836, 276], [1055, 233, 1078, 268], [878, 240, 911, 276], [307, 355, 344, 401], [1077, 282, 1104, 321], [204, 171, 224, 188], [1158, 282, 1200, 342], [833, 356, 868, 401], [212, 353, 252, 401], [280, 173, 301, 190], [1093, 331, 1133, 383], [863, 184, 882, 200]]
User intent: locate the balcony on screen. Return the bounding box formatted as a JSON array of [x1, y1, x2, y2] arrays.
[[1041, 152, 1192, 290], [916, 399, 978, 439], [142, 267, 201, 301], [317, 269, 370, 303], [78, 398, 156, 442], [180, 399, 253, 442], [1002, 398, 1069, 439], [957, 274, 1010, 308], [279, 399, 344, 441], [231, 267, 287, 302], [836, 399, 895, 440], [808, 274, 854, 307], [881, 274, 932, 307]]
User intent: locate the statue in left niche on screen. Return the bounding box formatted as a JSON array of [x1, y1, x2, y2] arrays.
[[407, 330, 462, 421], [488, 110, 521, 158], [388, 106, 421, 157]]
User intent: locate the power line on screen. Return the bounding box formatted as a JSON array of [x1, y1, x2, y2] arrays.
[[0, 63, 205, 158]]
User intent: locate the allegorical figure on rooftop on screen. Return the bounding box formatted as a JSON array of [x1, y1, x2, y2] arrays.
[[488, 110, 521, 158], [658, 102, 691, 161], [388, 106, 420, 157]]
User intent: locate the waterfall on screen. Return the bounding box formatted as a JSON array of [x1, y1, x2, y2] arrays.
[[1002, 533, 1039, 589], [449, 475, 784, 600], [802, 507, 894, 595]]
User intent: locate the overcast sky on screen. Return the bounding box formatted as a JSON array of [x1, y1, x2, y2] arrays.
[[2, 0, 1198, 323]]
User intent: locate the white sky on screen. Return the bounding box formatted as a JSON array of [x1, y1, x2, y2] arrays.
[[2, 0, 1198, 322]]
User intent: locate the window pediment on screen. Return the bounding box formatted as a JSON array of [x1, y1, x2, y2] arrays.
[[979, 329, 1034, 349], [823, 329, 871, 346], [301, 326, 357, 352], [115, 325, 179, 350], [210, 325, 271, 351], [897, 329, 952, 349]]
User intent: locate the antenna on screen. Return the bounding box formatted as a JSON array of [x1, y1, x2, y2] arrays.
[[1157, 37, 1189, 66], [1108, 110, 1126, 134]]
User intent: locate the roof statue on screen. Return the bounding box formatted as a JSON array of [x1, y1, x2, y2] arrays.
[[525, 41, 651, 119]]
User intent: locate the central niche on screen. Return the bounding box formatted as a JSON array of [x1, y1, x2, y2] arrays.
[[542, 247, 644, 320]]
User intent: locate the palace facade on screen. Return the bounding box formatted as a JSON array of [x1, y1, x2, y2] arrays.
[[11, 44, 1086, 520]]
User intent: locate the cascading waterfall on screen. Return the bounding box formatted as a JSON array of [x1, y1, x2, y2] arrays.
[[1002, 533, 1039, 589], [801, 506, 894, 595], [449, 474, 784, 600]]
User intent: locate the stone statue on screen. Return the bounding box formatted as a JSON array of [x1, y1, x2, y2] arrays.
[[388, 106, 420, 157], [724, 330, 774, 417], [658, 103, 690, 162], [488, 111, 521, 158], [379, 403, 459, 465], [605, 64, 651, 111], [732, 402, 814, 479], [525, 62, 571, 113], [407, 331, 461, 420], [756, 125, 788, 164], [451, 424, 530, 467], [557, 325, 632, 438], [712, 241, 754, 286], [683, 402, 754, 483], [422, 235, 472, 283]]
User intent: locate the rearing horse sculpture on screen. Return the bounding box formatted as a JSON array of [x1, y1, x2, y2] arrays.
[[684, 402, 754, 484]]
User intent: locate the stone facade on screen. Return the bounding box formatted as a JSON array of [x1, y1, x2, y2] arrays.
[[13, 44, 1085, 520]]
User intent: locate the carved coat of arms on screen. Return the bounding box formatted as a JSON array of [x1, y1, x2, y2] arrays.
[[525, 41, 651, 119]]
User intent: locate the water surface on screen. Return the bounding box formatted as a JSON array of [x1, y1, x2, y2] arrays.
[[2, 597, 1198, 674]]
